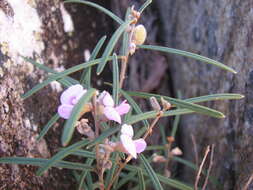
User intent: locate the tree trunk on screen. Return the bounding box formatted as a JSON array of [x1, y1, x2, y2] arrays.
[[112, 0, 253, 189], [155, 0, 253, 189]]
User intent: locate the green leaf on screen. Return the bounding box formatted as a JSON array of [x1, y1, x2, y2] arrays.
[[156, 174, 193, 190], [138, 168, 146, 190], [0, 157, 93, 171], [71, 149, 95, 158], [112, 53, 119, 105], [138, 45, 237, 74], [64, 0, 124, 24], [37, 113, 60, 141], [120, 8, 131, 56], [62, 88, 95, 146], [105, 153, 118, 188], [121, 89, 149, 128], [80, 35, 107, 87], [22, 56, 78, 87], [96, 20, 131, 75], [125, 111, 157, 124], [126, 91, 225, 118], [36, 139, 90, 176], [139, 0, 152, 14], [139, 154, 164, 190], [185, 93, 244, 103], [78, 158, 94, 190], [21, 56, 117, 100], [116, 171, 138, 189]]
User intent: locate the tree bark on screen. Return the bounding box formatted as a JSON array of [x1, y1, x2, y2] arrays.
[[155, 0, 253, 189]]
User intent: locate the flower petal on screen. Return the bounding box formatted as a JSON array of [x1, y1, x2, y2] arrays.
[[120, 134, 137, 158], [104, 107, 121, 123], [134, 139, 147, 153], [101, 91, 114, 107], [60, 84, 84, 105], [58, 104, 74, 119], [115, 100, 131, 115], [121, 124, 134, 138]]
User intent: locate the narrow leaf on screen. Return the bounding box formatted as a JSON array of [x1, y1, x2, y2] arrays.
[[185, 93, 244, 103], [138, 45, 237, 73], [21, 56, 117, 99], [22, 56, 78, 87], [36, 139, 89, 176], [138, 168, 146, 190], [139, 154, 164, 190], [139, 0, 152, 14], [78, 158, 94, 190], [126, 91, 225, 118], [61, 88, 96, 146], [121, 89, 149, 128], [37, 113, 60, 141], [64, 0, 124, 24], [116, 171, 138, 189], [80, 35, 107, 87], [0, 157, 93, 171], [112, 53, 119, 104], [96, 20, 131, 75]]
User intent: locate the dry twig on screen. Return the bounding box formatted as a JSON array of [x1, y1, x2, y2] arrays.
[[194, 145, 210, 190]]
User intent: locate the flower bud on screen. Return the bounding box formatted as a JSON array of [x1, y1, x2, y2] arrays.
[[171, 147, 183, 156], [132, 24, 147, 45], [161, 97, 171, 111]]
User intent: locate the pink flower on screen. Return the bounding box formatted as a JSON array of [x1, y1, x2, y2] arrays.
[[120, 124, 147, 158], [98, 91, 130, 124], [58, 84, 87, 119]]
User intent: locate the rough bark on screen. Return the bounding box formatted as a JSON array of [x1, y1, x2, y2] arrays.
[[112, 0, 253, 189], [155, 0, 253, 189]]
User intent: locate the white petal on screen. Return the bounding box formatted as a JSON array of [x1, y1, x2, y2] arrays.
[[121, 124, 134, 138], [102, 91, 114, 107], [104, 107, 121, 123], [120, 134, 137, 158]]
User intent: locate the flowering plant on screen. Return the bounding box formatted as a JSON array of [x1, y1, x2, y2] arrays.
[[0, 0, 243, 190]]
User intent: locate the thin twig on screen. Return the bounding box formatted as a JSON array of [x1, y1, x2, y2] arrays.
[[119, 56, 129, 89], [202, 144, 215, 190], [194, 145, 210, 190], [243, 173, 253, 190], [106, 155, 132, 190], [143, 111, 163, 139], [92, 95, 105, 190]]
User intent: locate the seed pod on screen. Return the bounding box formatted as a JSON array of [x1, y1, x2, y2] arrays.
[[150, 96, 161, 111], [161, 97, 171, 110], [132, 24, 147, 45]]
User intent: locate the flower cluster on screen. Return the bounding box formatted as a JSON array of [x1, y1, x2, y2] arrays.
[[57, 85, 146, 158]]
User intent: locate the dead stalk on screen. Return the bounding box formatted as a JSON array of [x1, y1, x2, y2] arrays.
[[194, 145, 210, 190], [243, 173, 253, 190], [202, 144, 215, 190]]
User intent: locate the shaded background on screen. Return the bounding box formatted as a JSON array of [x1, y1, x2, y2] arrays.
[[0, 0, 251, 189]]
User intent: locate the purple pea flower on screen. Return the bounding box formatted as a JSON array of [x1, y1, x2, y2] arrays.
[[120, 124, 147, 158], [58, 84, 87, 119], [98, 91, 130, 124]]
